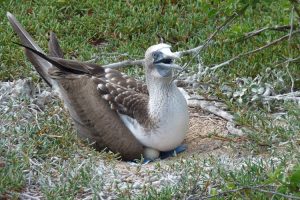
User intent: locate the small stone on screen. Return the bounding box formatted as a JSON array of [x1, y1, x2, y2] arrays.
[[132, 182, 142, 189], [0, 161, 6, 168], [11, 79, 34, 98], [0, 82, 12, 92], [149, 175, 159, 182], [119, 184, 128, 190], [192, 82, 200, 89], [151, 180, 161, 187], [34, 91, 53, 109]]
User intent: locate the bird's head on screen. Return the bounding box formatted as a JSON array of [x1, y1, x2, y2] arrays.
[[144, 43, 181, 79]]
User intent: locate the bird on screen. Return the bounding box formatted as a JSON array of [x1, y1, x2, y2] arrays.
[[7, 12, 189, 161]]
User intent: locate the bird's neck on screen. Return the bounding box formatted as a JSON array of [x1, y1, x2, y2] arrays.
[[146, 75, 180, 119]]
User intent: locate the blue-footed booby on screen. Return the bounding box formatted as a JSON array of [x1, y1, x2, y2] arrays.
[[7, 12, 189, 161]]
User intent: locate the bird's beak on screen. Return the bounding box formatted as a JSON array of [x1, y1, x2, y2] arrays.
[[159, 48, 180, 60], [153, 48, 182, 70], [153, 48, 182, 77]]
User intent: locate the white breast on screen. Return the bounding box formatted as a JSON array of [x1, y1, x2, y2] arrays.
[[119, 87, 189, 151]]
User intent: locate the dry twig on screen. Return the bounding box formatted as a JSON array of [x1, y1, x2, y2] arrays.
[[187, 185, 300, 200], [274, 56, 300, 67], [93, 6, 250, 71], [176, 45, 204, 57], [210, 30, 300, 71], [289, 0, 300, 18], [179, 89, 234, 122], [226, 122, 244, 136], [188, 98, 234, 122], [102, 59, 144, 68], [253, 188, 300, 199], [19, 193, 41, 200], [263, 91, 300, 101], [172, 5, 248, 81], [243, 25, 294, 40], [286, 6, 296, 93]]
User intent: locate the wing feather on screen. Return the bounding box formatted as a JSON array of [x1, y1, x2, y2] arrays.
[[104, 68, 148, 94], [97, 77, 151, 128]]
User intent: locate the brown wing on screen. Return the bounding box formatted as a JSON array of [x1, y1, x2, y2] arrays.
[[47, 34, 151, 128], [46, 43, 144, 161], [102, 68, 148, 94], [97, 74, 151, 127], [52, 74, 144, 160], [31, 46, 144, 160]]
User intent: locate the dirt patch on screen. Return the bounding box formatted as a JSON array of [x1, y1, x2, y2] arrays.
[[183, 107, 229, 155]]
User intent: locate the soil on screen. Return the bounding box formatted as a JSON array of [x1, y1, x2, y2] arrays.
[[183, 107, 228, 155]]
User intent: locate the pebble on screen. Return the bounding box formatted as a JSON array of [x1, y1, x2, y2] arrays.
[[11, 79, 34, 98], [149, 175, 159, 182], [34, 90, 53, 110], [0, 79, 53, 104], [151, 180, 161, 187], [132, 182, 142, 189]]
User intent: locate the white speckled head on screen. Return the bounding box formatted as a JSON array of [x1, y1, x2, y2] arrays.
[[145, 43, 171, 58], [144, 43, 181, 78]]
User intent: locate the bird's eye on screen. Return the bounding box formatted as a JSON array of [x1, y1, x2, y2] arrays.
[[152, 51, 160, 59]]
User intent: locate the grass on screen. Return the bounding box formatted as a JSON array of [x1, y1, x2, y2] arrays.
[[1, 0, 300, 199]]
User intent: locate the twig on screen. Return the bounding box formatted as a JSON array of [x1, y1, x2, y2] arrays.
[[102, 59, 144, 68], [274, 56, 300, 67], [172, 5, 248, 81], [243, 25, 293, 40], [176, 45, 204, 57], [287, 6, 296, 93], [185, 94, 252, 136], [91, 5, 248, 70], [289, 7, 295, 42], [286, 62, 295, 93], [210, 30, 300, 71], [252, 188, 300, 199], [262, 91, 300, 101], [188, 98, 234, 122], [226, 122, 244, 136], [98, 42, 204, 70], [289, 0, 300, 19], [19, 193, 41, 200], [188, 185, 300, 200], [92, 45, 206, 69], [178, 89, 235, 122], [188, 96, 223, 103]]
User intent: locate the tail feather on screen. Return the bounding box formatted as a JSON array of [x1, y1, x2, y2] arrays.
[[48, 32, 64, 58], [14, 42, 104, 76], [7, 12, 53, 87]]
